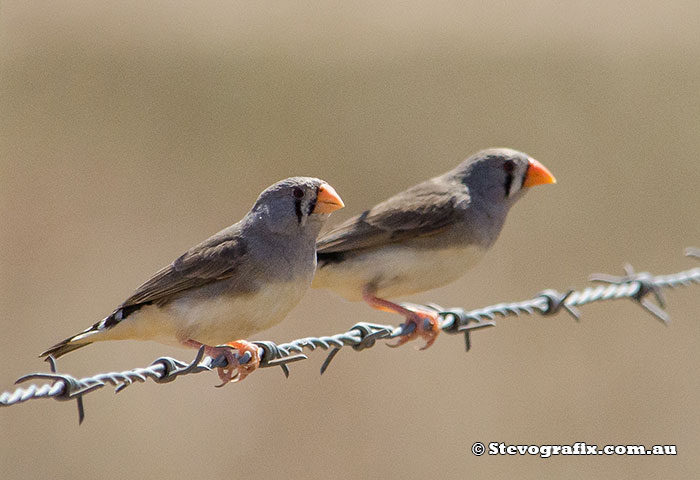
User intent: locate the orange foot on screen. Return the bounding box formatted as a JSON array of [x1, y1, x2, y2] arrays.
[[183, 339, 261, 386], [362, 288, 440, 350], [387, 307, 440, 350]]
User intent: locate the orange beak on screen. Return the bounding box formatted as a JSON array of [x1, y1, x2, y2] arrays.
[[523, 158, 556, 187], [313, 183, 344, 213]]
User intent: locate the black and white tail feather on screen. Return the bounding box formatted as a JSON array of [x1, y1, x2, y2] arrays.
[[40, 310, 122, 358]]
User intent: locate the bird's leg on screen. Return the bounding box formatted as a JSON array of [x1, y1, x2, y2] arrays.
[[361, 288, 440, 350], [182, 339, 261, 386]]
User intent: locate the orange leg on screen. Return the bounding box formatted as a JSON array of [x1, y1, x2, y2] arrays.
[[362, 287, 440, 350], [182, 339, 261, 386]]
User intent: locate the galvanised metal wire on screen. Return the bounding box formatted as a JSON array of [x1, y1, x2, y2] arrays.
[[2, 251, 698, 423]]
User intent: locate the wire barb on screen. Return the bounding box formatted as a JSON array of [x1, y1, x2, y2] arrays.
[[320, 323, 394, 374], [2, 250, 699, 422], [537, 289, 581, 321], [254, 340, 309, 378], [589, 264, 669, 324]]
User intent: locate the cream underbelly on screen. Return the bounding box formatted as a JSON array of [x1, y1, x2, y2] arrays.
[[312, 244, 486, 301], [98, 280, 306, 346]]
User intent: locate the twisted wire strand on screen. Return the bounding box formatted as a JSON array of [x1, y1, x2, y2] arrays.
[[2, 253, 698, 423]]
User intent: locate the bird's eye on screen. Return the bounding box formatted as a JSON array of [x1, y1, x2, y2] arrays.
[[503, 160, 515, 173], [292, 187, 305, 199]]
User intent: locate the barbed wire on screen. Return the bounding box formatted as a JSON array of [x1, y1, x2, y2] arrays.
[[2, 250, 698, 423]]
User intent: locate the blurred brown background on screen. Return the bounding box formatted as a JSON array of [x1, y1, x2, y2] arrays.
[[1, 1, 699, 478]]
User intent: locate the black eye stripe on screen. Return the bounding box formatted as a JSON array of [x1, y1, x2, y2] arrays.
[[503, 160, 516, 196], [503, 174, 513, 197], [306, 187, 318, 216], [294, 198, 303, 224], [523, 161, 530, 182], [295, 185, 320, 222]]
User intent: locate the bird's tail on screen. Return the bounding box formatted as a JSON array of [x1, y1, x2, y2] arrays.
[[40, 338, 92, 358], [39, 321, 104, 359]]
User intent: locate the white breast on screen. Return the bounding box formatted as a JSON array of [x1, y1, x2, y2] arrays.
[[312, 244, 486, 301], [99, 280, 307, 347]]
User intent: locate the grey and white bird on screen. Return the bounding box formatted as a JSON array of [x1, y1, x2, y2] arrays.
[[41, 177, 344, 383], [312, 148, 555, 348]]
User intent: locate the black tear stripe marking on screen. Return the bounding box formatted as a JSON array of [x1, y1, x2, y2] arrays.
[[520, 162, 530, 191], [503, 171, 513, 197], [306, 185, 320, 216], [295, 197, 303, 224]]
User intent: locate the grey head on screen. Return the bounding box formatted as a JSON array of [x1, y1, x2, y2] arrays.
[[449, 148, 555, 208], [440, 148, 556, 245], [246, 176, 345, 240]]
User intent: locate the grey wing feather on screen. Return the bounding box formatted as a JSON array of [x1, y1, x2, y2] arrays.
[[317, 178, 465, 253], [120, 227, 247, 308]]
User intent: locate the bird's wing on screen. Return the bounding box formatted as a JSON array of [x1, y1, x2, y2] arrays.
[[317, 179, 465, 253], [120, 227, 248, 308]]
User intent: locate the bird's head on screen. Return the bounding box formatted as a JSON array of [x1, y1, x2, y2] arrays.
[[453, 148, 556, 206], [250, 177, 344, 236]]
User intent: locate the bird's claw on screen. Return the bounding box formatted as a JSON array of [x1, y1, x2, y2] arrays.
[[388, 308, 440, 350], [206, 341, 261, 386]]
